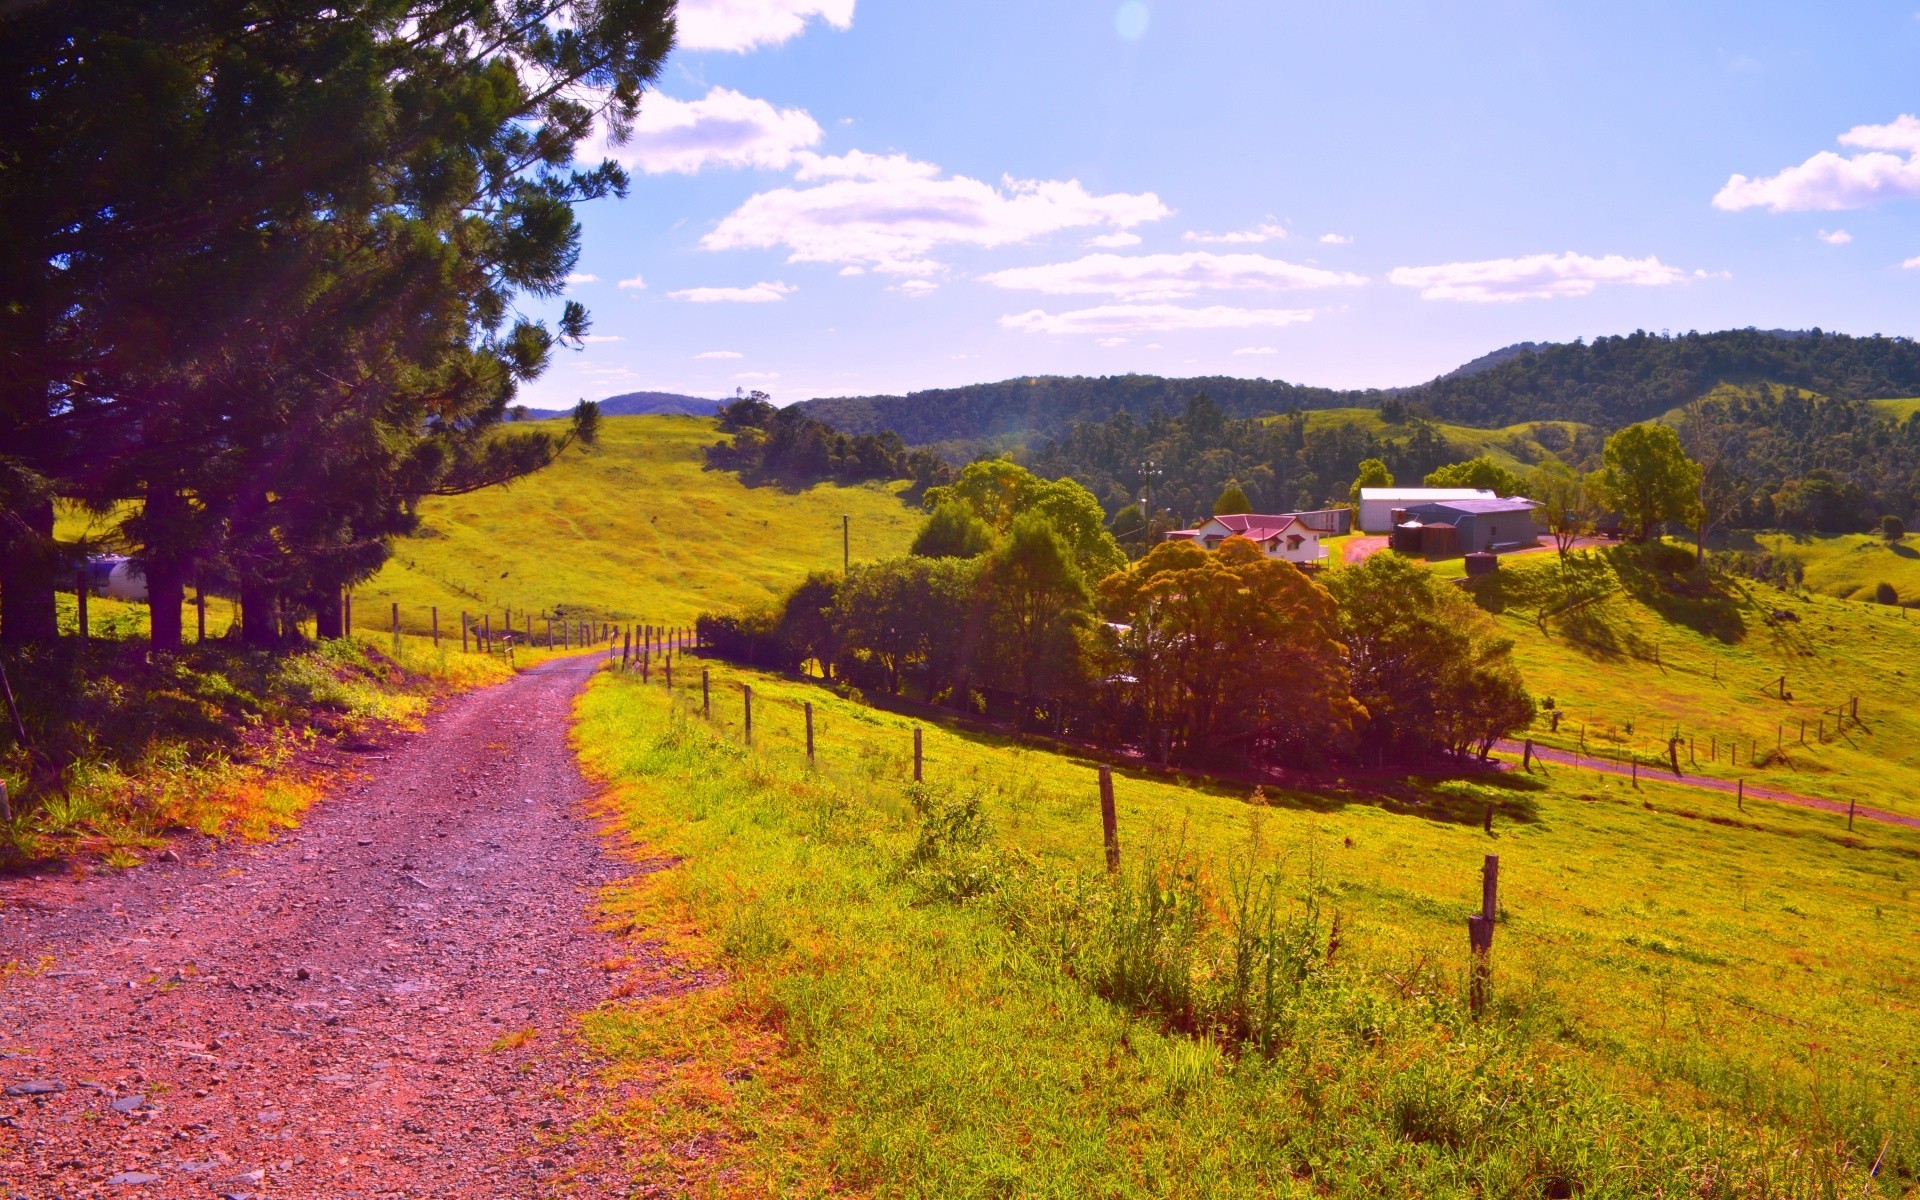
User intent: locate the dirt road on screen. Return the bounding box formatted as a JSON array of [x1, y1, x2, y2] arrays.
[[0, 653, 659, 1198]]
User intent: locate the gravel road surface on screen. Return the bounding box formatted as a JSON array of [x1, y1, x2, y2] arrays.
[[0, 653, 657, 1198]]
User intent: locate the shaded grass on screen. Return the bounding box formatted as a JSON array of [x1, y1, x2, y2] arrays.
[[571, 659, 1920, 1196]]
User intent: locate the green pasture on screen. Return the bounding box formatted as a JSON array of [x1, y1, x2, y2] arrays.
[[1274, 407, 1591, 472], [352, 414, 924, 634], [573, 658, 1919, 1196], [1873, 397, 1920, 423], [1736, 530, 1920, 605]]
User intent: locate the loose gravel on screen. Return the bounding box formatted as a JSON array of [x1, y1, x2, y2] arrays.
[[0, 653, 660, 1198]]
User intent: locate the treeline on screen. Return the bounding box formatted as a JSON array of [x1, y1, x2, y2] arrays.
[[1680, 385, 1920, 532], [697, 461, 1534, 770], [705, 393, 953, 492], [0, 2, 675, 648], [793, 329, 1920, 450]]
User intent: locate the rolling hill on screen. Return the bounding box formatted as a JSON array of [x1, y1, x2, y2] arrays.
[[519, 389, 723, 419], [796, 328, 1920, 450]]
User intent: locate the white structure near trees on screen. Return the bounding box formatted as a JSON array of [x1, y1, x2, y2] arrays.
[[1165, 514, 1327, 565], [1356, 487, 1496, 533]]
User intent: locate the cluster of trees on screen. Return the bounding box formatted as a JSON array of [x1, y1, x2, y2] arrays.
[[1, 1, 677, 648], [1027, 394, 1468, 533], [705, 393, 953, 492], [700, 460, 1534, 769]]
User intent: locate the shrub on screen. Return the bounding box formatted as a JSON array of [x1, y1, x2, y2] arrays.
[[1883, 515, 1906, 541], [1876, 581, 1900, 606]]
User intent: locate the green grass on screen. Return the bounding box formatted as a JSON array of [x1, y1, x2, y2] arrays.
[[571, 658, 1919, 1196], [1277, 408, 1591, 473], [1431, 546, 1920, 820], [1734, 530, 1920, 605], [353, 414, 924, 635], [1873, 397, 1920, 423]]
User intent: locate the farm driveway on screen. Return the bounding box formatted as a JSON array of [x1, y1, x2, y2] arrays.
[[0, 653, 665, 1198]]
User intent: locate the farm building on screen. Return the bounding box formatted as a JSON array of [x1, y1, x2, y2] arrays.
[[1165, 513, 1328, 565], [1356, 487, 1495, 533], [1396, 497, 1540, 554]]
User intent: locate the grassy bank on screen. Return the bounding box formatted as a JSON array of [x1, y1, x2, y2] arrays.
[[570, 659, 1918, 1197], [352, 414, 923, 633], [0, 602, 519, 867], [1738, 530, 1920, 606]]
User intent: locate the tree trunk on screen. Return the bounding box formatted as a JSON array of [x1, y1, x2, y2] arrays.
[[0, 495, 59, 645], [313, 589, 344, 640], [240, 579, 280, 647], [147, 558, 184, 651]]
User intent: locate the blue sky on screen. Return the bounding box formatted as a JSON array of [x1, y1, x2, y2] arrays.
[[522, 0, 1920, 409]]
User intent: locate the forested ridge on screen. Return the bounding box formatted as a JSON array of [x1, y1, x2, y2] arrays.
[[796, 328, 1920, 449]]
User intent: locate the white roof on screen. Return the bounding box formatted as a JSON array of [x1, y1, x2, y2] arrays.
[[1358, 488, 1496, 502]]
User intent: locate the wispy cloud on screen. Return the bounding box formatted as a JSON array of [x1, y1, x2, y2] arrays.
[[704, 158, 1169, 275], [891, 279, 939, 295], [577, 335, 624, 344], [669, 281, 797, 303], [1714, 115, 1920, 212], [566, 272, 600, 284], [1388, 252, 1692, 302], [695, 350, 745, 359], [980, 252, 1364, 301], [1184, 220, 1287, 245], [1086, 231, 1142, 248], [617, 274, 648, 290], [1816, 229, 1853, 244], [676, 0, 855, 53], [1000, 304, 1314, 335], [1233, 346, 1277, 355], [1318, 233, 1353, 245]]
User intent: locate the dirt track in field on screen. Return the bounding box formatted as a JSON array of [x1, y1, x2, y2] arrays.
[[0, 652, 689, 1198]]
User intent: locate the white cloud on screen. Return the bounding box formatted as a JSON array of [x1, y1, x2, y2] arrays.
[[1817, 229, 1853, 245], [695, 350, 745, 359], [617, 274, 648, 290], [1387, 252, 1691, 302], [1904, 254, 1920, 269], [1184, 221, 1287, 245], [596, 87, 821, 175], [668, 281, 796, 303], [794, 150, 939, 182], [1714, 115, 1920, 212], [703, 163, 1169, 275], [1086, 231, 1142, 248], [1318, 233, 1353, 245], [577, 335, 624, 344], [838, 265, 866, 276], [891, 279, 939, 295], [1000, 304, 1315, 335], [1233, 346, 1277, 355], [979, 251, 1364, 301], [1096, 336, 1128, 347], [566, 272, 600, 284], [676, 0, 855, 53]]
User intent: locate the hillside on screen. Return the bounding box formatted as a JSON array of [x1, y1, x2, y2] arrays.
[[796, 328, 1920, 449], [1290, 408, 1597, 473], [519, 390, 722, 419], [350, 415, 923, 632]]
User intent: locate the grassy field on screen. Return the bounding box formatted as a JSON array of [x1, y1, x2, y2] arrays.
[[1873, 397, 1920, 422], [1735, 530, 1920, 605], [1426, 546, 1920, 820], [352, 414, 924, 636], [571, 657, 1919, 1196], [1274, 407, 1592, 472]]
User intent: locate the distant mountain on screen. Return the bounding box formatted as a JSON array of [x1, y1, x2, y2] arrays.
[[794, 328, 1920, 448], [517, 390, 722, 420]]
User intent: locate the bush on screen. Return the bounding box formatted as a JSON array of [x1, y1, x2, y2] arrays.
[[1883, 515, 1906, 541], [1876, 581, 1900, 606], [693, 607, 796, 670]]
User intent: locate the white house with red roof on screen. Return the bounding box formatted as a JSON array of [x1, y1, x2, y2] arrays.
[[1165, 513, 1328, 565]]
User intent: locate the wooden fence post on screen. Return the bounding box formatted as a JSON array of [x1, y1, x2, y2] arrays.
[[805, 702, 814, 762], [344, 591, 353, 636], [664, 654, 671, 689], [1737, 778, 1743, 812], [75, 570, 88, 644], [1631, 756, 1638, 788], [196, 584, 207, 643], [1848, 797, 1856, 832], [483, 613, 491, 654], [912, 725, 924, 781], [642, 647, 649, 683], [1521, 738, 1533, 772], [432, 606, 440, 648], [546, 616, 553, 648], [702, 669, 710, 718], [1098, 765, 1119, 872], [744, 685, 753, 744], [1467, 854, 1498, 1016], [391, 602, 400, 654], [462, 610, 469, 653], [1483, 803, 1493, 834]]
